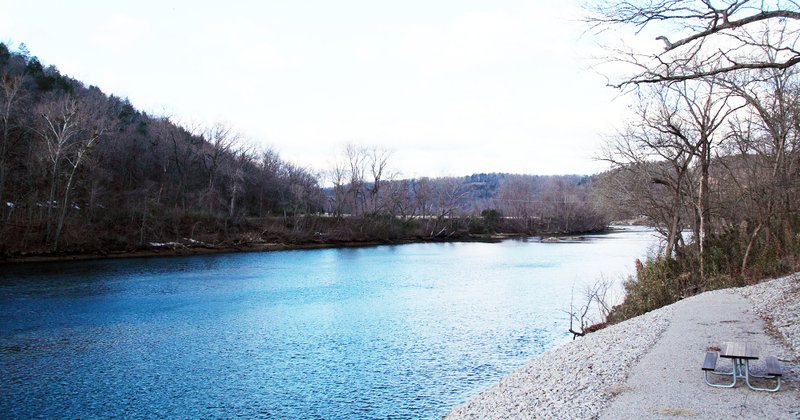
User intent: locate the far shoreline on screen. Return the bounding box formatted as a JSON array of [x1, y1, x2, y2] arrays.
[[0, 235, 507, 265], [0, 228, 634, 265]]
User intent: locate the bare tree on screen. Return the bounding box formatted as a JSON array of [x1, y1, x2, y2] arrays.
[[600, 79, 739, 266], [567, 278, 614, 339], [200, 122, 238, 213], [366, 146, 394, 214], [429, 177, 469, 237], [586, 1, 800, 87], [719, 65, 800, 272], [36, 94, 106, 248], [327, 160, 349, 218], [412, 177, 433, 220], [329, 144, 395, 216], [227, 146, 254, 219], [539, 177, 585, 233], [345, 143, 367, 215], [668, 80, 740, 279], [383, 179, 413, 219], [255, 147, 284, 216], [147, 118, 198, 211], [0, 72, 23, 211], [496, 176, 537, 232]]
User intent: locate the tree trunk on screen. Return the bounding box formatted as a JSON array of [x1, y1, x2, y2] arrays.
[[53, 162, 80, 250], [697, 142, 711, 283], [741, 223, 763, 274], [46, 158, 60, 243]]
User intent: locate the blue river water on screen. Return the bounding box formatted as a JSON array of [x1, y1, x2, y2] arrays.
[[0, 227, 657, 419]]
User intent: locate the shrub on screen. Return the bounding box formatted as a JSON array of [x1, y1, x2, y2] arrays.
[[609, 256, 683, 322], [606, 223, 799, 326]]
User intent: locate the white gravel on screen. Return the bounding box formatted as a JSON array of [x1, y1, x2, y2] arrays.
[[446, 272, 800, 419], [738, 273, 800, 360], [446, 299, 674, 419]]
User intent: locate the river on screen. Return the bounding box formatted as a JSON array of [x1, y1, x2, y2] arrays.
[[0, 227, 658, 418]]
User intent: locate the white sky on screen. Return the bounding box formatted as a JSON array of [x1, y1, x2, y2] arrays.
[[0, 0, 633, 179]]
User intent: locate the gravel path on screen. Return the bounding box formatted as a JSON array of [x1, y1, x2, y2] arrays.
[[446, 273, 800, 419]]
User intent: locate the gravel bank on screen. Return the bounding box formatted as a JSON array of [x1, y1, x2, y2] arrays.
[[446, 299, 675, 418], [739, 273, 800, 360], [446, 273, 800, 419]]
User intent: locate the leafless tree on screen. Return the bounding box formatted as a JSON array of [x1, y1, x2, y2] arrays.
[[345, 143, 367, 214], [496, 176, 537, 231], [600, 79, 739, 267], [227, 146, 254, 219], [383, 179, 413, 219], [428, 177, 469, 237], [719, 65, 800, 272], [327, 160, 349, 218], [412, 177, 433, 220], [366, 146, 394, 214], [200, 122, 238, 213], [567, 278, 615, 339], [667, 80, 740, 279], [257, 147, 285, 216], [36, 94, 106, 248], [328, 144, 395, 216], [585, 0, 800, 87], [0, 72, 24, 212]]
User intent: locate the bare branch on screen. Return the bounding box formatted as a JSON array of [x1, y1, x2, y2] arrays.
[[586, 1, 800, 85]]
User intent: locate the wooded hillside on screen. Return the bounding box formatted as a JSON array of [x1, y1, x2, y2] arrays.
[[0, 44, 608, 258]]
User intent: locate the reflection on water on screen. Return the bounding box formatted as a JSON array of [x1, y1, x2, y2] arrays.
[[0, 227, 657, 418]]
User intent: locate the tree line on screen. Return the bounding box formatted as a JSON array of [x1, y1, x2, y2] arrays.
[[0, 43, 608, 257], [325, 147, 606, 238]]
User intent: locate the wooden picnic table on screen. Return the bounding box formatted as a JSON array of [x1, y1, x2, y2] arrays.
[[720, 341, 759, 360]]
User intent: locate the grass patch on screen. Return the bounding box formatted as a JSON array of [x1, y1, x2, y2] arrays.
[[654, 406, 697, 417]]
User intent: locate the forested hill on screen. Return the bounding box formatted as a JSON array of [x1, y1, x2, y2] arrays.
[[0, 44, 608, 258]]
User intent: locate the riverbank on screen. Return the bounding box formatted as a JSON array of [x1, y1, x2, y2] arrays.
[[0, 226, 629, 265], [0, 234, 518, 264], [0, 240, 378, 264], [0, 214, 618, 265], [0, 227, 622, 264], [446, 273, 800, 419]]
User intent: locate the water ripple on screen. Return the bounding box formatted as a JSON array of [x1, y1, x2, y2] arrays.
[[0, 228, 656, 418]]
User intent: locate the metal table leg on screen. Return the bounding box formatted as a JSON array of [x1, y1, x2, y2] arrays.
[[744, 359, 782, 392], [704, 357, 737, 388]]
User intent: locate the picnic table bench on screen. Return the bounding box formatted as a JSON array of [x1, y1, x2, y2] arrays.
[[702, 341, 782, 392]]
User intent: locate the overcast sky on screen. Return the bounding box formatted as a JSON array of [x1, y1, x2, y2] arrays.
[[0, 0, 632, 179]]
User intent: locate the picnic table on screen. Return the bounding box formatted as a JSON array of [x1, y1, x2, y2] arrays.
[[702, 341, 783, 392]]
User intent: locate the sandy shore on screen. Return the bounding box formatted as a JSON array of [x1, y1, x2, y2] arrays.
[[447, 273, 800, 419]]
